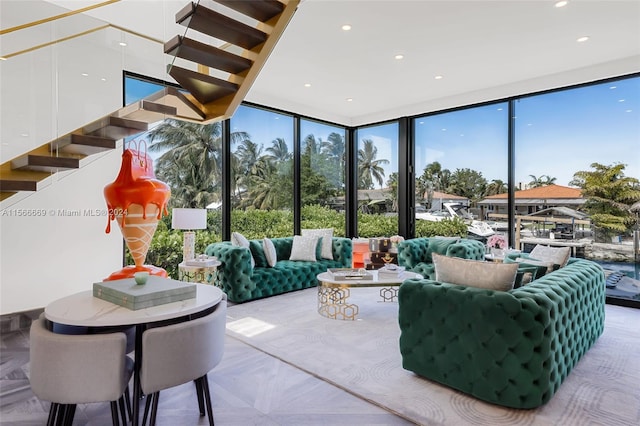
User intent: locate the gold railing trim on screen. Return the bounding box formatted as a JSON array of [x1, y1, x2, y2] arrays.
[[0, 0, 120, 35]]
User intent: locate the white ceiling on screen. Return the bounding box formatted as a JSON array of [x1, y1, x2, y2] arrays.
[[29, 0, 640, 125]]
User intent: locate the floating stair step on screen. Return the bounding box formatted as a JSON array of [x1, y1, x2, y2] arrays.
[[176, 2, 267, 50], [214, 0, 284, 22], [11, 154, 80, 172], [81, 116, 149, 141], [0, 179, 38, 192], [50, 134, 118, 156], [168, 65, 239, 104], [117, 99, 178, 123], [144, 86, 207, 121], [165, 36, 253, 75]]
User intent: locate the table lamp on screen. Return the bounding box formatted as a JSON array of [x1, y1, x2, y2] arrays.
[[172, 208, 207, 262]]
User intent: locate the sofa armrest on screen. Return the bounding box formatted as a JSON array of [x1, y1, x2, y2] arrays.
[[397, 238, 431, 269], [331, 237, 352, 267], [445, 239, 486, 260], [204, 242, 255, 300]]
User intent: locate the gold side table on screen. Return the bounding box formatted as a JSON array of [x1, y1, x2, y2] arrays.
[[178, 260, 221, 286]]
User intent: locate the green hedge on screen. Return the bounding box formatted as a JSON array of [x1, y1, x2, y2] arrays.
[[128, 206, 467, 279]]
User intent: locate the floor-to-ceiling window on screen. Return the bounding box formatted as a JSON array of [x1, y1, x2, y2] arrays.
[[414, 103, 509, 242], [357, 122, 399, 237], [229, 104, 295, 238], [300, 119, 347, 236], [514, 77, 640, 305]]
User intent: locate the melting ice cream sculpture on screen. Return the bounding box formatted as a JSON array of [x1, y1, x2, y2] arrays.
[[103, 144, 171, 281]]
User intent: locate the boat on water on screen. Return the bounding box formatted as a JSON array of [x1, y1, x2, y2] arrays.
[[416, 202, 495, 239]]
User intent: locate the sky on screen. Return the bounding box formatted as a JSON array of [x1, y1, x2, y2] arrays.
[[126, 75, 639, 189]]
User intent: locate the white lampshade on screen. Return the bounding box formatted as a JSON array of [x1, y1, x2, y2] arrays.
[[171, 208, 207, 230]]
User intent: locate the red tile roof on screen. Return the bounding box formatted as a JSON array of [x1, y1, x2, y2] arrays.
[[483, 184, 582, 199]]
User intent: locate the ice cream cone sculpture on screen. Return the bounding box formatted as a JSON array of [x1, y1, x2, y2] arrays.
[[103, 143, 171, 281]]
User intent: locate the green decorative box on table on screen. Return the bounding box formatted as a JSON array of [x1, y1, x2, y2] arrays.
[[93, 276, 196, 310]]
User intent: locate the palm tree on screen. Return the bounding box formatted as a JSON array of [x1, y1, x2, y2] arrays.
[[358, 139, 389, 189], [147, 119, 249, 208], [528, 174, 557, 188], [485, 179, 508, 196], [265, 137, 291, 163], [570, 162, 640, 237]]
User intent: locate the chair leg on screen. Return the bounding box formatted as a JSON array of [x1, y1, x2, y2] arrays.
[[125, 386, 132, 418], [201, 375, 215, 426], [150, 392, 160, 426], [47, 403, 58, 426], [119, 396, 128, 425], [195, 378, 205, 416], [142, 393, 154, 426], [62, 404, 76, 426], [110, 401, 119, 426]]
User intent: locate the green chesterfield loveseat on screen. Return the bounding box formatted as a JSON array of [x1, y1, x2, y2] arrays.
[[398, 258, 605, 408], [396, 237, 486, 278], [205, 237, 352, 303]]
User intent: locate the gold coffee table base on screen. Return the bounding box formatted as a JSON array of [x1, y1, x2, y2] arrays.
[[316, 270, 422, 320]]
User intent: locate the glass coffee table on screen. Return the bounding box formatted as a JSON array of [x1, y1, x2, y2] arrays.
[[316, 270, 422, 320]]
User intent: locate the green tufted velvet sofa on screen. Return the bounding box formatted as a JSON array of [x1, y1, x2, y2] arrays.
[[398, 258, 605, 408], [396, 237, 487, 279], [205, 237, 352, 303]]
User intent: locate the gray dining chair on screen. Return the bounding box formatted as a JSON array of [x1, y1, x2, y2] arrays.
[[140, 295, 227, 426], [29, 315, 134, 426]]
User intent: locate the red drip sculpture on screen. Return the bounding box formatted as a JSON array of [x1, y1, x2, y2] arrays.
[[103, 141, 171, 281]]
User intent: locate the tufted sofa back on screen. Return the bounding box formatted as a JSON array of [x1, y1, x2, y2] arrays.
[[398, 258, 605, 408], [396, 237, 486, 279], [205, 237, 352, 303]]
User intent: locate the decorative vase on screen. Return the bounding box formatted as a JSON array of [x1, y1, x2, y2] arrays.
[[490, 247, 505, 258], [103, 143, 171, 281]]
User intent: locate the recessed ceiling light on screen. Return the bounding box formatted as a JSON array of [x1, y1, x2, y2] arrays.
[[577, 36, 589, 43], [554, 1, 568, 8], [346, 98, 353, 102], [101, 78, 107, 82], [20, 133, 29, 137], [441, 128, 447, 131], [626, 109, 633, 113], [394, 54, 404, 60], [342, 24, 352, 31], [434, 75, 443, 80], [81, 73, 88, 77], [119, 42, 127, 47], [304, 83, 311, 87], [618, 99, 625, 103], [609, 86, 617, 90]]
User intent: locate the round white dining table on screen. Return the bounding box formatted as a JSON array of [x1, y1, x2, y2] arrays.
[[44, 283, 224, 426]]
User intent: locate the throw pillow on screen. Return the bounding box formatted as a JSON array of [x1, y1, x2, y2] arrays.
[[529, 245, 571, 268], [263, 238, 277, 267], [289, 235, 320, 262], [433, 253, 518, 291], [301, 228, 334, 260], [231, 231, 254, 268]]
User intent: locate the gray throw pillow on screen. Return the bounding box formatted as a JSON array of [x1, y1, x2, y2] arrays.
[[433, 253, 518, 291]]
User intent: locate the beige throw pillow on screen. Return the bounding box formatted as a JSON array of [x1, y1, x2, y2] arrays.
[[290, 235, 319, 262], [433, 253, 518, 291], [301, 228, 334, 260], [263, 238, 277, 267], [231, 231, 254, 268], [529, 245, 571, 268]]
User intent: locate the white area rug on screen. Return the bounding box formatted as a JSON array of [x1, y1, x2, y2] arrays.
[[226, 287, 640, 425]]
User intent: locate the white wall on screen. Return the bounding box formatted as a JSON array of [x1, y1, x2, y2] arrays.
[[1, 1, 170, 314]]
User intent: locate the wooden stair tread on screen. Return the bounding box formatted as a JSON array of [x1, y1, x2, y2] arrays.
[[11, 154, 80, 172], [168, 65, 239, 104], [0, 179, 38, 192], [176, 2, 267, 50], [165, 36, 253, 75], [214, 0, 284, 22]]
